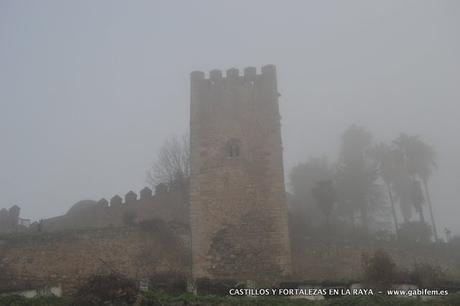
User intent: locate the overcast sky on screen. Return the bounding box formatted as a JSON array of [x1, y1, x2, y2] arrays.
[[1, 0, 459, 235]]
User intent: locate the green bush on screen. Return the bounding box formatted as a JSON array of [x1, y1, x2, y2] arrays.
[[72, 273, 138, 306]]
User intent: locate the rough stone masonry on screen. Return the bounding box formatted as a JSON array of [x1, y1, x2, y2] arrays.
[[189, 65, 292, 281]]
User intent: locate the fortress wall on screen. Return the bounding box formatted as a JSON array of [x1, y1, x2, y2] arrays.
[[37, 185, 189, 233], [0, 228, 459, 295], [0, 225, 188, 294], [292, 240, 460, 282]]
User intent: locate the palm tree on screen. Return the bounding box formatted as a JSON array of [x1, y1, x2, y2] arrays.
[[393, 133, 438, 240], [371, 143, 399, 237], [390, 147, 414, 223], [411, 178, 426, 224], [411, 140, 438, 240]]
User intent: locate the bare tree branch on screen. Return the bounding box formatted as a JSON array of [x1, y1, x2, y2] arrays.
[[146, 134, 190, 188]]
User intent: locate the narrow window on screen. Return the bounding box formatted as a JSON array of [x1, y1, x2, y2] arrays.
[[227, 139, 240, 158], [233, 143, 240, 157]]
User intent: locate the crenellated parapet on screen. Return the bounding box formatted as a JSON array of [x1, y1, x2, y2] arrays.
[[189, 65, 281, 144], [35, 182, 189, 233], [97, 198, 109, 208], [124, 190, 137, 204], [140, 186, 153, 201], [110, 195, 123, 207], [103, 185, 176, 208], [190, 65, 277, 89]]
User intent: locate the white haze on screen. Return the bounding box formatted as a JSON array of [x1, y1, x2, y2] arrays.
[[0, 0, 459, 235]]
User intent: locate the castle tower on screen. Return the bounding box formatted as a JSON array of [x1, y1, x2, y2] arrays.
[[190, 65, 292, 281]]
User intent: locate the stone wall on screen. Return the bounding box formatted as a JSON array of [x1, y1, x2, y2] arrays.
[[292, 240, 460, 282], [1, 227, 459, 295], [0, 224, 188, 294]]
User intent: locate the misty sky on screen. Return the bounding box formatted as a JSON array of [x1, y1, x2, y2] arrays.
[[1, 1, 459, 235]]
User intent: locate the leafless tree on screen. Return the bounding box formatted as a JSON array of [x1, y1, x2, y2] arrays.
[[146, 134, 190, 188]]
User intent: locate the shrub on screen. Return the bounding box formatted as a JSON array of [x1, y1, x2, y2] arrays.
[[72, 273, 138, 306], [362, 249, 400, 288], [408, 263, 447, 288]]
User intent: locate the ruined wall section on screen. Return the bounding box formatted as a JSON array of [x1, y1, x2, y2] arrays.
[[190, 66, 292, 281], [0, 206, 24, 233]]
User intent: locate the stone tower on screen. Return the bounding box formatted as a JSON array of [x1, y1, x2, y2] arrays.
[[190, 65, 291, 281]]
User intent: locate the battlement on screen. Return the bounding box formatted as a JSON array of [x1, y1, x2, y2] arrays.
[[103, 184, 178, 208], [191, 65, 277, 85], [33, 182, 189, 233]]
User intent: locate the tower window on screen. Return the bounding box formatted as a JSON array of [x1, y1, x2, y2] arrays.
[[227, 139, 240, 158]]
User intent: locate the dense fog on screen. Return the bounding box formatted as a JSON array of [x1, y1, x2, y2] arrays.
[[1, 0, 459, 235]]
